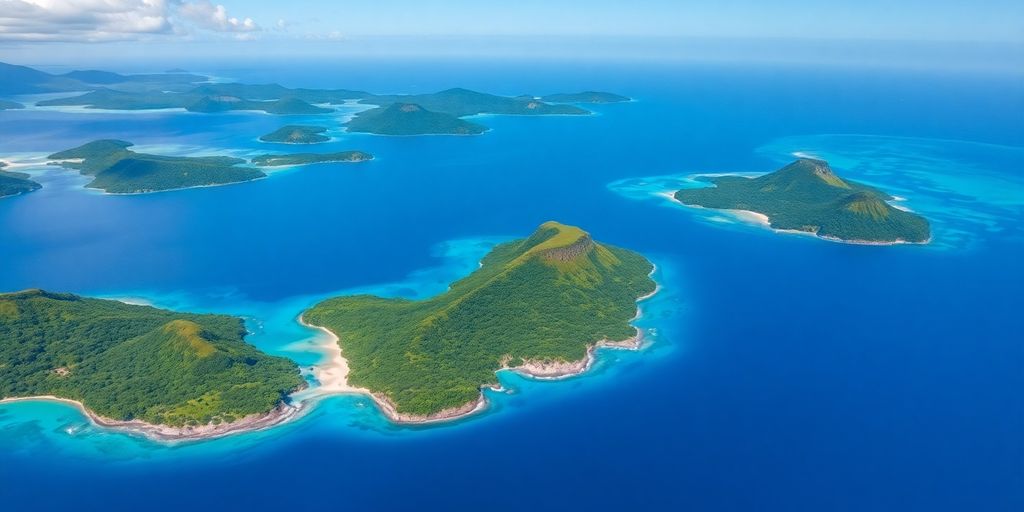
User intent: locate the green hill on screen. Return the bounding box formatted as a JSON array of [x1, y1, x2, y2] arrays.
[[674, 158, 931, 243], [346, 103, 487, 135], [48, 140, 265, 194], [251, 151, 373, 167], [542, 91, 631, 104], [0, 162, 41, 199], [303, 221, 656, 417], [0, 290, 302, 427], [259, 125, 330, 144]]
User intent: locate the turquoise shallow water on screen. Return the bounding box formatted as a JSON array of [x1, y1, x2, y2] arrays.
[[0, 60, 1021, 510]]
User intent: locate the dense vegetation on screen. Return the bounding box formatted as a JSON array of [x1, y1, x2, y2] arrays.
[[674, 158, 931, 243], [541, 92, 631, 104], [0, 162, 41, 198], [363, 88, 589, 117], [251, 151, 373, 167], [48, 140, 265, 193], [345, 103, 487, 135], [0, 290, 303, 426], [0, 99, 24, 110], [304, 222, 656, 416], [259, 125, 331, 144]]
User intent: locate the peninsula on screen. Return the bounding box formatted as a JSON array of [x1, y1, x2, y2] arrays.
[[48, 139, 265, 193], [673, 158, 931, 244], [302, 221, 657, 422], [0, 162, 42, 198], [0, 290, 304, 440], [259, 125, 331, 144], [541, 92, 631, 103], [251, 151, 373, 167]]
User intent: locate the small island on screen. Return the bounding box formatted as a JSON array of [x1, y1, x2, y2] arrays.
[[346, 103, 487, 136], [251, 151, 373, 167], [541, 91, 631, 104], [0, 161, 41, 198], [302, 221, 657, 422], [0, 99, 24, 110], [673, 158, 931, 244], [259, 125, 331, 144], [0, 290, 304, 440], [48, 139, 265, 194]]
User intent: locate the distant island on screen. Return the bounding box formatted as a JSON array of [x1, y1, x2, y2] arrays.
[[1, 62, 633, 135], [673, 158, 931, 244], [0, 99, 24, 110], [0, 161, 41, 199], [251, 151, 373, 167], [48, 139, 265, 194], [303, 221, 657, 422], [0, 290, 304, 440], [259, 125, 331, 144], [541, 92, 632, 104], [346, 103, 487, 136]]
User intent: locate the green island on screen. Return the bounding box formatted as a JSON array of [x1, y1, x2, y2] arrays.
[[48, 139, 265, 194], [0, 99, 24, 110], [0, 162, 42, 198], [0, 61, 205, 96], [0, 290, 303, 438], [259, 125, 331, 144], [346, 103, 487, 136], [303, 221, 657, 421], [251, 151, 373, 167], [363, 88, 589, 117], [541, 91, 632, 103], [673, 158, 931, 244]]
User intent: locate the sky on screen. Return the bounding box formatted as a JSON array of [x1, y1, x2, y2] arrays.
[[0, 1, 1021, 66]]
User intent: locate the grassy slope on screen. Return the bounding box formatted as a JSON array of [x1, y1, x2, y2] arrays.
[[303, 222, 656, 416], [48, 140, 265, 193], [674, 159, 931, 243], [0, 290, 302, 426]]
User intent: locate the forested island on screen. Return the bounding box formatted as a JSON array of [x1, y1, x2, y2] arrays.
[[345, 103, 487, 136], [3, 61, 632, 135], [259, 125, 331, 144], [251, 151, 373, 167], [303, 221, 657, 422], [0, 290, 304, 440], [673, 158, 931, 244], [48, 139, 265, 193], [0, 162, 41, 198]]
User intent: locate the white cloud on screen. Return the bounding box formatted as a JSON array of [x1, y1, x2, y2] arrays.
[[0, 0, 260, 42]]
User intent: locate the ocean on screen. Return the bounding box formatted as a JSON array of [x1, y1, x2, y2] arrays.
[[0, 57, 1021, 510]]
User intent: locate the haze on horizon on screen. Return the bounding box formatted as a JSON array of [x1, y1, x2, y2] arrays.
[[0, 1, 1021, 70]]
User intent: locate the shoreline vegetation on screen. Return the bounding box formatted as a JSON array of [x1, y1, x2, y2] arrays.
[[303, 222, 659, 422], [0, 290, 304, 443], [671, 159, 931, 245]]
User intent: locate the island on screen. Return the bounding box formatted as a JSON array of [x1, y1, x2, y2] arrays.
[[251, 151, 373, 167], [673, 158, 931, 244], [259, 125, 331, 144], [0, 289, 304, 440], [0, 162, 41, 198], [48, 139, 265, 194], [541, 92, 632, 104], [362, 88, 590, 117], [302, 221, 657, 422], [0, 99, 24, 110], [345, 103, 487, 136]]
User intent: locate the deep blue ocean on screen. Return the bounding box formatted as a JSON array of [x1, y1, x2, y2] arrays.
[[0, 58, 1022, 511]]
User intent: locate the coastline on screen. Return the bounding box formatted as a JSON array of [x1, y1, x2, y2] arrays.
[[660, 189, 929, 246], [302, 266, 661, 425], [0, 395, 304, 442]]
